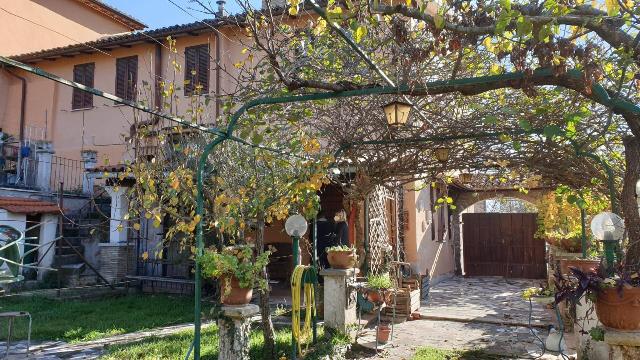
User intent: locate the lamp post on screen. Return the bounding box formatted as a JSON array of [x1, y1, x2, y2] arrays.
[[383, 100, 412, 126], [285, 214, 308, 359], [591, 212, 625, 275]]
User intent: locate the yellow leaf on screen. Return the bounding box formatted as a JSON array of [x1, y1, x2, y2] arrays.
[[142, 251, 149, 261], [133, 223, 141, 231]]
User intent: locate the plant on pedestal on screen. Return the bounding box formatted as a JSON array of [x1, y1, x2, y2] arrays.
[[554, 265, 640, 331], [326, 245, 356, 269], [199, 245, 271, 305], [366, 273, 394, 304]]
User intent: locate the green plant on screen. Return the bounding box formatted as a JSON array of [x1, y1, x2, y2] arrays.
[[589, 326, 605, 342], [367, 273, 393, 290], [199, 245, 271, 293], [326, 245, 354, 252]]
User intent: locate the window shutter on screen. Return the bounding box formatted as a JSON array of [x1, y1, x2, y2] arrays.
[[197, 46, 209, 93], [116, 56, 138, 101], [72, 63, 94, 110], [83, 63, 94, 108], [184, 45, 209, 95], [184, 47, 196, 95], [72, 65, 84, 109]]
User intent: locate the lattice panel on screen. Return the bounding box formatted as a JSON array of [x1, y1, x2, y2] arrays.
[[367, 185, 394, 275]]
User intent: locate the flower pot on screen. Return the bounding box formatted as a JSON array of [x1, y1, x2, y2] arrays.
[[367, 289, 391, 304], [547, 237, 582, 253], [327, 250, 356, 269], [596, 287, 640, 331], [377, 324, 391, 344], [559, 259, 600, 276], [220, 276, 253, 305], [531, 296, 554, 305]]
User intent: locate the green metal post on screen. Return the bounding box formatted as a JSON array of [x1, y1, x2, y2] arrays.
[[312, 218, 318, 343], [291, 235, 301, 359], [603, 240, 618, 276], [194, 135, 227, 360], [580, 207, 588, 259]]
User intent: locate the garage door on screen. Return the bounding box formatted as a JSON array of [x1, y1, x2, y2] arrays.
[[462, 213, 546, 278]]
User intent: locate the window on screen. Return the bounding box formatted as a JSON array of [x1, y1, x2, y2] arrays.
[[72, 63, 95, 109], [184, 44, 210, 96], [115, 56, 138, 101]]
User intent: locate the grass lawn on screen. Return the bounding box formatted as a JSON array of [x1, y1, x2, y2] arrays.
[[0, 294, 207, 342], [412, 346, 505, 360], [103, 326, 349, 360]]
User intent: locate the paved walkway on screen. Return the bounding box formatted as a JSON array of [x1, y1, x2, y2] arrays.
[[354, 276, 576, 359]]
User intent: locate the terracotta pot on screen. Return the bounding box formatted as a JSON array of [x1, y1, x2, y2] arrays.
[[560, 259, 600, 276], [327, 250, 356, 269], [596, 287, 640, 331], [377, 324, 391, 344], [367, 289, 391, 304], [220, 276, 253, 305]]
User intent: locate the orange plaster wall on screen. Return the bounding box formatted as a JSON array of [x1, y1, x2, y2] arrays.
[[0, 0, 134, 57], [403, 182, 455, 280]]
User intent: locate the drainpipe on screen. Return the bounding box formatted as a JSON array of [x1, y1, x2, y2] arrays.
[[154, 43, 162, 117], [4, 67, 26, 183], [214, 0, 225, 120]]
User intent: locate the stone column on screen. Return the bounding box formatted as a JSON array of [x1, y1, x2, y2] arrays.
[[81, 150, 97, 195], [98, 243, 134, 283], [105, 185, 130, 244], [218, 304, 259, 360], [319, 268, 359, 336], [604, 330, 640, 359], [37, 213, 59, 281], [35, 141, 54, 192], [575, 297, 609, 360]]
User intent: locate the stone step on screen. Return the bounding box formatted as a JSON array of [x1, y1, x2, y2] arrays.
[[56, 244, 85, 256], [53, 253, 82, 266]]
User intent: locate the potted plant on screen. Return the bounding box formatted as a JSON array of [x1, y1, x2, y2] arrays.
[[366, 273, 393, 304], [554, 265, 640, 331], [522, 285, 554, 305], [377, 322, 391, 344], [326, 245, 356, 269], [199, 245, 271, 305]]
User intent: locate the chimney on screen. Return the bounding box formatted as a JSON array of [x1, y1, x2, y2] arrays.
[[216, 0, 226, 18]]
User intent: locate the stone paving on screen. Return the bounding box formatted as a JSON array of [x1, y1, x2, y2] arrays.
[[353, 276, 576, 359]]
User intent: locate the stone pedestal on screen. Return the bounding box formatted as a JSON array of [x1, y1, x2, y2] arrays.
[[81, 150, 97, 195], [604, 329, 640, 360], [35, 142, 54, 192], [319, 268, 359, 336], [105, 185, 130, 244], [575, 296, 608, 360], [218, 304, 259, 360], [98, 243, 134, 283]]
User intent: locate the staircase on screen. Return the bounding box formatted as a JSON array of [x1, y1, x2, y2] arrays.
[[52, 191, 111, 287]]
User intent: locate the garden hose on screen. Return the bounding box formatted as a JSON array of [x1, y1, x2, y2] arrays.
[[291, 265, 315, 356]]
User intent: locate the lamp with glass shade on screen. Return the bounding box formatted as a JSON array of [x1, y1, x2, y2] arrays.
[[434, 147, 450, 163], [459, 172, 472, 184], [383, 100, 412, 126]]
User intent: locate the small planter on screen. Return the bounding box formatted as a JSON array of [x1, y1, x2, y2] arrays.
[[366, 289, 391, 304], [221, 276, 253, 305], [595, 287, 640, 331], [560, 259, 600, 276], [327, 250, 356, 269], [377, 324, 391, 344], [531, 296, 554, 305]]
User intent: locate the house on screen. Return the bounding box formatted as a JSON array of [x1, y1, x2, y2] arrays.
[[1, 1, 546, 292]]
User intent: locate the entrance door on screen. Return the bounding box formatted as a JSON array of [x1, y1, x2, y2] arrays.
[[462, 213, 545, 278]]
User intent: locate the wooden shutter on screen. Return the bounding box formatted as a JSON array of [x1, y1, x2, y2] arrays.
[[72, 63, 94, 109], [116, 56, 138, 101], [184, 45, 209, 96]]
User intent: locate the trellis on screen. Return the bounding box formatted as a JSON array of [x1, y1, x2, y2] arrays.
[[366, 184, 395, 275]]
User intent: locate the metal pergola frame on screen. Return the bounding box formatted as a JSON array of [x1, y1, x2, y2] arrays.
[[2, 41, 638, 360]]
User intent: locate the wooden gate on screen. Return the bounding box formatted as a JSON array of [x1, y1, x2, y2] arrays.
[[462, 213, 546, 279]]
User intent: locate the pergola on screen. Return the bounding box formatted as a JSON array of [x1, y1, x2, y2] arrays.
[[1, 4, 639, 359]]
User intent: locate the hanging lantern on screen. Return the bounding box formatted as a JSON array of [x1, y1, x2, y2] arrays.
[[459, 172, 472, 184], [382, 100, 412, 126], [434, 147, 450, 163]]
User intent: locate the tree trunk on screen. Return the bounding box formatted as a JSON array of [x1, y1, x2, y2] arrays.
[[256, 213, 276, 358], [621, 136, 640, 270]]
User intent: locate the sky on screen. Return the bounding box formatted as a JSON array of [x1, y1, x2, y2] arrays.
[[103, 0, 260, 29]]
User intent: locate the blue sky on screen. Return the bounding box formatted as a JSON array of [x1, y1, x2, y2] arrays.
[[103, 0, 260, 29]]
